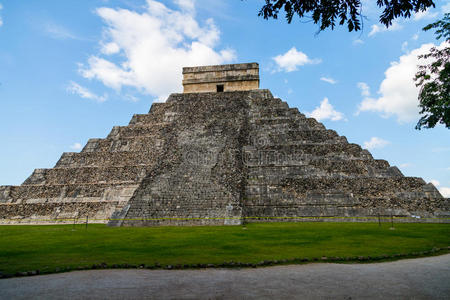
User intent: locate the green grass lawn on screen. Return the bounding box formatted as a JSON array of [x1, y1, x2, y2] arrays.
[[0, 222, 449, 275]]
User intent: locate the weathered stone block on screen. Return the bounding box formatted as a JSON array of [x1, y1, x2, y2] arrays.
[[182, 63, 259, 93]]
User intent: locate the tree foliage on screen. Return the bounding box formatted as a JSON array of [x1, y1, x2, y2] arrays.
[[414, 13, 450, 130], [257, 0, 435, 32]]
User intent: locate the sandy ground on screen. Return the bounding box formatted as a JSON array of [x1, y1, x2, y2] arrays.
[[1, 254, 449, 299]]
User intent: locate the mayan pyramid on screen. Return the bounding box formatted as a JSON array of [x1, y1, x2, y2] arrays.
[[0, 63, 448, 226]]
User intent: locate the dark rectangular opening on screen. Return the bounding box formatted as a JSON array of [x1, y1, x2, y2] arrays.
[[216, 85, 224, 92]]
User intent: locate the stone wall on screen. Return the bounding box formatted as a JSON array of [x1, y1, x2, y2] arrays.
[[182, 63, 259, 93], [0, 186, 12, 203], [183, 80, 259, 93]]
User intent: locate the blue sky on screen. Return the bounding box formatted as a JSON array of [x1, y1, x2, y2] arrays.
[[0, 0, 449, 196]]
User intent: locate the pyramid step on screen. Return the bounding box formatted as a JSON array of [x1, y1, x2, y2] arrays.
[[246, 160, 394, 182], [82, 136, 165, 153], [128, 113, 161, 125], [308, 158, 391, 174], [167, 90, 272, 103], [251, 172, 409, 183], [243, 143, 368, 158], [248, 99, 281, 110], [250, 111, 308, 120], [131, 107, 250, 126], [55, 150, 162, 168], [250, 95, 286, 104], [130, 104, 191, 125], [168, 93, 252, 105], [128, 111, 184, 126], [249, 101, 291, 111], [244, 189, 362, 207], [107, 123, 170, 139], [246, 177, 431, 200], [249, 116, 325, 129], [111, 112, 247, 138], [0, 186, 12, 203], [280, 176, 428, 198], [245, 157, 390, 171], [0, 201, 118, 223], [248, 108, 293, 118], [6, 183, 139, 203], [23, 165, 151, 185], [148, 102, 169, 114], [262, 129, 342, 144], [82, 138, 102, 152]]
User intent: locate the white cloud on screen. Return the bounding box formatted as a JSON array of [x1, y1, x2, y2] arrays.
[[79, 0, 235, 101], [70, 143, 83, 151], [356, 42, 448, 123], [101, 42, 120, 55], [306, 98, 346, 122], [439, 187, 450, 198], [353, 39, 364, 45], [272, 47, 321, 72], [0, 3, 3, 27], [320, 77, 337, 84], [44, 22, 78, 40], [363, 137, 389, 150], [413, 10, 438, 21], [369, 21, 402, 37], [357, 82, 370, 97], [67, 81, 107, 102], [412, 33, 419, 41], [174, 0, 195, 12], [430, 179, 440, 186], [399, 163, 412, 168]]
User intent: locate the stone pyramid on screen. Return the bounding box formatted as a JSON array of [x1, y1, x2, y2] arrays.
[[0, 63, 448, 226]]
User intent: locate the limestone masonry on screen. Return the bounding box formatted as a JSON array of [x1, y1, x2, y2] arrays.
[[182, 63, 259, 93], [0, 63, 448, 225]]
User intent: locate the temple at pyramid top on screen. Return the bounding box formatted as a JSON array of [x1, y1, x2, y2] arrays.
[[182, 62, 259, 93]]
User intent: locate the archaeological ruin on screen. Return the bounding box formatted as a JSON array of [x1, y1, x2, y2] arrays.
[[0, 62, 448, 226]]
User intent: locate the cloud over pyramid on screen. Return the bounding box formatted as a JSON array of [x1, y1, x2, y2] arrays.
[[0, 63, 448, 226]]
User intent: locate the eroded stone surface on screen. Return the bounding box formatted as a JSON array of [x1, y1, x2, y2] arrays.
[[0, 89, 448, 225], [182, 63, 259, 93]]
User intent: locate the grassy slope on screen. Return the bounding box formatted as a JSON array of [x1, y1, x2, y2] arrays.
[[0, 222, 449, 274]]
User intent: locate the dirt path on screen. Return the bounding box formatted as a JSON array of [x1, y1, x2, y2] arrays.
[[1, 254, 449, 299]]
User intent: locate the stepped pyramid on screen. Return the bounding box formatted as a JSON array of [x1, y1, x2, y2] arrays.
[[0, 63, 448, 226]]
